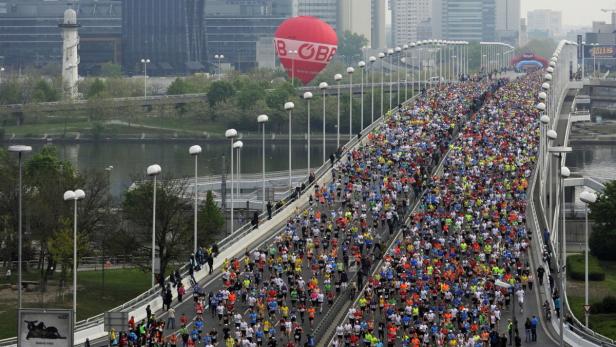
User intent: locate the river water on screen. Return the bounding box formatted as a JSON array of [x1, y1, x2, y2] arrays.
[[24, 141, 614, 200], [30, 140, 339, 198], [566, 144, 616, 182]]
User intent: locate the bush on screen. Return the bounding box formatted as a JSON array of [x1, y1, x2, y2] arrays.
[[590, 229, 616, 261], [568, 254, 605, 281], [591, 296, 616, 314]]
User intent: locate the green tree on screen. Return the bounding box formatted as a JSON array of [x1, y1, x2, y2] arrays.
[[122, 178, 192, 277], [100, 62, 123, 77], [338, 31, 369, 63], [207, 81, 235, 107], [589, 180, 616, 260], [87, 78, 106, 99], [236, 81, 266, 110], [198, 191, 225, 246], [167, 78, 193, 95], [31, 79, 60, 102], [0, 79, 23, 105]]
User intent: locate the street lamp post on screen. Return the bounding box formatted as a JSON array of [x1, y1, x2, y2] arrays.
[[233, 141, 243, 200], [347, 67, 355, 139], [319, 82, 328, 163], [0, 67, 4, 84], [257, 115, 269, 211], [395, 46, 401, 106], [103, 165, 113, 292], [546, 130, 557, 224], [146, 164, 161, 287], [378, 52, 385, 117], [334, 73, 342, 148], [304, 92, 313, 177], [140, 59, 150, 100], [410, 43, 416, 97], [224, 129, 237, 234], [63, 188, 85, 325], [8, 145, 32, 310], [369, 56, 376, 124], [189, 145, 202, 253], [358, 61, 366, 131], [284, 102, 295, 191], [388, 48, 394, 111], [548, 146, 572, 347], [403, 44, 409, 100], [580, 190, 597, 328], [214, 54, 224, 80]]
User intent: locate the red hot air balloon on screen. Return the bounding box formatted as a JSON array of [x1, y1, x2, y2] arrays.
[[274, 16, 338, 85]]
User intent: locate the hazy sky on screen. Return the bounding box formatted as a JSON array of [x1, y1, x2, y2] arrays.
[[522, 0, 614, 27]]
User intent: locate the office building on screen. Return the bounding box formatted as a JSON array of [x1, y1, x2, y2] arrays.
[[391, 0, 432, 46], [372, 0, 386, 48], [122, 0, 205, 75], [337, 0, 373, 46], [297, 0, 337, 30], [495, 0, 520, 45], [204, 0, 294, 73], [0, 0, 121, 73], [432, 0, 496, 41], [527, 9, 562, 37], [519, 18, 528, 46]]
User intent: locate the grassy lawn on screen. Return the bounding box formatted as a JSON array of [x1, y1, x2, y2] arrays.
[[0, 268, 150, 339], [567, 259, 616, 340]]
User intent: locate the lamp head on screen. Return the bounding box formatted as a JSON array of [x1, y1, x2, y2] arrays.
[[540, 115, 550, 124], [378, 52, 385, 58], [546, 67, 554, 73], [346, 67, 355, 74], [547, 130, 557, 140], [225, 128, 238, 139], [257, 114, 269, 123], [233, 140, 243, 149], [303, 91, 313, 99], [319, 82, 329, 90], [358, 61, 366, 68], [284, 101, 295, 110], [387, 48, 394, 55], [580, 191, 597, 204], [8, 145, 32, 153], [541, 82, 550, 90], [538, 92, 547, 100], [147, 164, 162, 176], [369, 56, 377, 62], [189, 145, 202, 155], [544, 73, 552, 81], [536, 103, 546, 111], [63, 190, 75, 201], [334, 73, 343, 81], [403, 44, 408, 50], [395, 47, 401, 52], [74, 189, 85, 200], [560, 166, 570, 178]]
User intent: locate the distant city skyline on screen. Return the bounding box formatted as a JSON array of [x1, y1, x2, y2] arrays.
[[522, 0, 613, 27]]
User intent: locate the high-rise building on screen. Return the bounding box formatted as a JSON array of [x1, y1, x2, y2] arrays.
[[0, 0, 121, 73], [297, 0, 337, 30], [122, 0, 205, 75], [527, 9, 562, 37], [519, 18, 528, 46], [495, 0, 520, 45], [204, 0, 294, 73], [296, 0, 386, 49], [372, 0, 386, 48], [391, 0, 432, 46], [432, 0, 496, 42], [337, 0, 373, 46]]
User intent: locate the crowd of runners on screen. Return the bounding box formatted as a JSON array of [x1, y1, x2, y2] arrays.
[[332, 72, 545, 347], [106, 71, 548, 347]]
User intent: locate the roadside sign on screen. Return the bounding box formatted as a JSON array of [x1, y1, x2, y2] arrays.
[[18, 308, 73, 347], [584, 304, 591, 314]]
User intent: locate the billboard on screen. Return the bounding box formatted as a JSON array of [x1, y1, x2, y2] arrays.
[[18, 309, 73, 347], [584, 45, 616, 58]]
